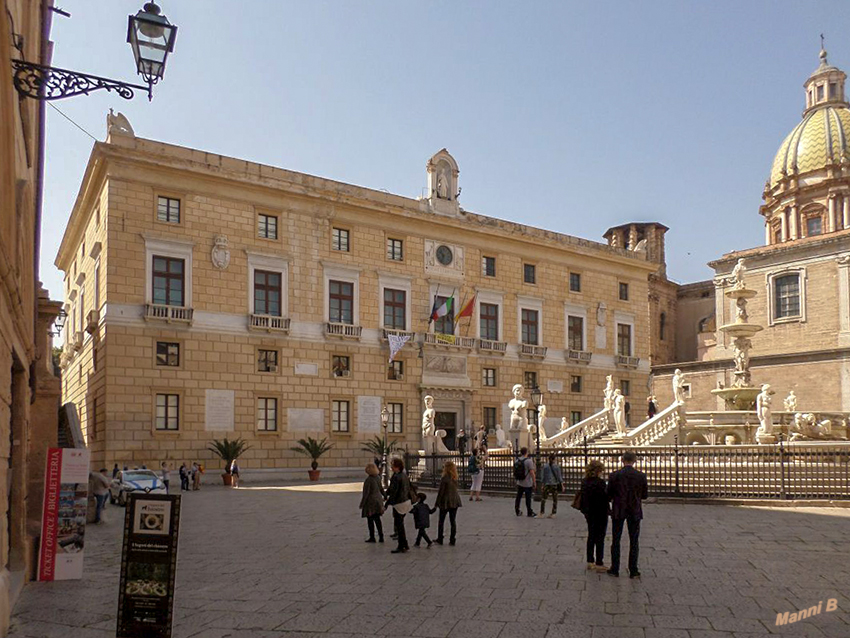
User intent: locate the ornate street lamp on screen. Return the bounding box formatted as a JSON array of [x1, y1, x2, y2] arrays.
[[380, 406, 390, 488], [11, 2, 177, 101]]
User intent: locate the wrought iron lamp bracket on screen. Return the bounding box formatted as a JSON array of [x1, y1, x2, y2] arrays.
[[11, 60, 152, 101]]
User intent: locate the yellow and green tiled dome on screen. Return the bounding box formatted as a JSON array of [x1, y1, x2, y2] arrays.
[[770, 106, 850, 187]]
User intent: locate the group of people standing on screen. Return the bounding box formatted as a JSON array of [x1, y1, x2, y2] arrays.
[[359, 457, 462, 553]]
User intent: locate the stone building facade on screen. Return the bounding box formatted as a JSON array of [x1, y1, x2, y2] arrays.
[[1, 0, 61, 633], [653, 48, 850, 413], [56, 128, 658, 474]]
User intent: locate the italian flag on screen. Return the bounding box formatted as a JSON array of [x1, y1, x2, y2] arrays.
[[430, 296, 453, 322]]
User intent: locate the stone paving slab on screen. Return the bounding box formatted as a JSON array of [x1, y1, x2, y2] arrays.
[[7, 483, 850, 638]]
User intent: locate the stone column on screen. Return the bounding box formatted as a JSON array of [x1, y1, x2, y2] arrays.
[[829, 195, 838, 232], [780, 210, 788, 241], [764, 221, 771, 245], [843, 196, 850, 230], [788, 206, 798, 240]]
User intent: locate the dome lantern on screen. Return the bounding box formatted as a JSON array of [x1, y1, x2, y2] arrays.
[[803, 39, 848, 114]]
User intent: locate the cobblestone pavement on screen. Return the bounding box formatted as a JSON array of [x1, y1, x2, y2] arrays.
[[8, 483, 850, 638]]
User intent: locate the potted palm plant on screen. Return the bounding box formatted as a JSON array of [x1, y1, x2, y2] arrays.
[[208, 437, 250, 486], [291, 437, 333, 481]]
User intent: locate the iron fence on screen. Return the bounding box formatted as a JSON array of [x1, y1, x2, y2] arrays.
[[404, 441, 850, 500]]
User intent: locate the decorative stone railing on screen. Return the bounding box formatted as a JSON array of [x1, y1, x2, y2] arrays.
[[520, 344, 548, 358], [424, 333, 476, 349], [325, 322, 362, 339], [543, 409, 613, 448], [249, 314, 291, 333], [623, 402, 685, 446], [381, 328, 415, 342], [615, 355, 640, 368], [566, 349, 592, 364], [144, 304, 194, 324], [478, 339, 507, 354]]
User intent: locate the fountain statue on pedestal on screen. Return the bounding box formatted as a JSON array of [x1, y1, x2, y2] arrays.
[[672, 369, 686, 404], [509, 384, 528, 431], [422, 395, 435, 439], [755, 384, 775, 444], [495, 424, 512, 450], [612, 389, 627, 437], [784, 391, 798, 412], [603, 375, 614, 410]]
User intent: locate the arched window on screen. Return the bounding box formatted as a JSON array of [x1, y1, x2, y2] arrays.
[[659, 312, 666, 341]]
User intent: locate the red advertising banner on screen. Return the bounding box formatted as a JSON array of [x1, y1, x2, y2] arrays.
[[38, 447, 91, 581]]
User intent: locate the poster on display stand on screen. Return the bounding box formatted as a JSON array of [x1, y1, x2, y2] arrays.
[[37, 447, 91, 581], [116, 494, 181, 638]]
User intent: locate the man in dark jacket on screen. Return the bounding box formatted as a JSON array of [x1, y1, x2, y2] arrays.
[[385, 458, 415, 553], [606, 451, 648, 578]]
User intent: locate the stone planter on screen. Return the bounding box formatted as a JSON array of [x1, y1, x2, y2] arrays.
[[222, 473, 234, 486], [308, 470, 321, 481]]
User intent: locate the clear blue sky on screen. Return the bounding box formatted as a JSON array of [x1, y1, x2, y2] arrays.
[[41, 1, 850, 301]]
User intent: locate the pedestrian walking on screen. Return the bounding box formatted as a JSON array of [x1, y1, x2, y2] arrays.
[[539, 454, 564, 518], [411, 493, 435, 547], [646, 396, 657, 419], [161, 462, 170, 493], [513, 447, 536, 517], [580, 460, 609, 572], [230, 460, 240, 488], [179, 462, 189, 491], [359, 463, 385, 543], [385, 458, 414, 554], [191, 462, 202, 491], [607, 451, 648, 579], [468, 447, 486, 501], [435, 460, 461, 546], [89, 468, 111, 524]]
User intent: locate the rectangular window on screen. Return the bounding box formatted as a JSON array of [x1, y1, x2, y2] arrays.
[[257, 397, 278, 431], [434, 296, 454, 335], [157, 196, 180, 224], [524, 371, 537, 390], [78, 290, 85, 334], [95, 206, 100, 227], [332, 227, 350, 252], [94, 263, 101, 309], [258, 213, 278, 239], [482, 367, 496, 387], [571, 411, 582, 426], [482, 256, 496, 277], [383, 288, 406, 329], [332, 400, 350, 432], [570, 375, 582, 393], [156, 342, 180, 367], [155, 393, 179, 430], [388, 360, 404, 380], [620, 380, 630, 396], [806, 217, 822, 236], [254, 270, 282, 316], [567, 315, 584, 350], [479, 303, 499, 341], [388, 402, 403, 434], [152, 256, 185, 306], [774, 274, 801, 319], [619, 282, 629, 301], [332, 355, 351, 377], [523, 263, 536, 284], [387, 238, 404, 261], [521, 309, 539, 345], [483, 407, 497, 430], [329, 280, 354, 324], [569, 272, 581, 292], [617, 323, 632, 356], [257, 349, 278, 372]]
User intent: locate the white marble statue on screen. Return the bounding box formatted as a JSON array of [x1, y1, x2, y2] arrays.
[[434, 429, 450, 453], [494, 424, 512, 450], [672, 369, 686, 404], [731, 258, 746, 288], [531, 405, 548, 441], [790, 412, 833, 441], [560, 416, 569, 431], [437, 170, 449, 199], [509, 384, 528, 431], [612, 389, 627, 436], [784, 390, 798, 412], [422, 395, 435, 438], [603, 375, 614, 410], [756, 384, 774, 437]]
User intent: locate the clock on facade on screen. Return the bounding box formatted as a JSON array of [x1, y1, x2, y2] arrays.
[[436, 245, 454, 266]]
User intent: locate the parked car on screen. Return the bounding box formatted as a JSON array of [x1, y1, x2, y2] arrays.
[[109, 470, 167, 506]]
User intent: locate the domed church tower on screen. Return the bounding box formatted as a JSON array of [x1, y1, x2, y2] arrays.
[[762, 44, 850, 243]]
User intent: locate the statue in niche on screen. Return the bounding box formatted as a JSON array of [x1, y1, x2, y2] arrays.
[[672, 369, 686, 404], [603, 375, 615, 410], [422, 395, 436, 438], [437, 169, 449, 199], [612, 389, 627, 436], [508, 384, 528, 431], [784, 390, 798, 412], [731, 258, 746, 289], [756, 384, 774, 437]]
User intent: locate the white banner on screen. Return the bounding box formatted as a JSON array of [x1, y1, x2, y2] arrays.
[[388, 333, 411, 362]]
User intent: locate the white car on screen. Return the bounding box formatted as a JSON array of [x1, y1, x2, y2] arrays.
[[109, 470, 167, 506]]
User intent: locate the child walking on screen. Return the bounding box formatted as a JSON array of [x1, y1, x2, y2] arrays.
[[411, 493, 436, 547]]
